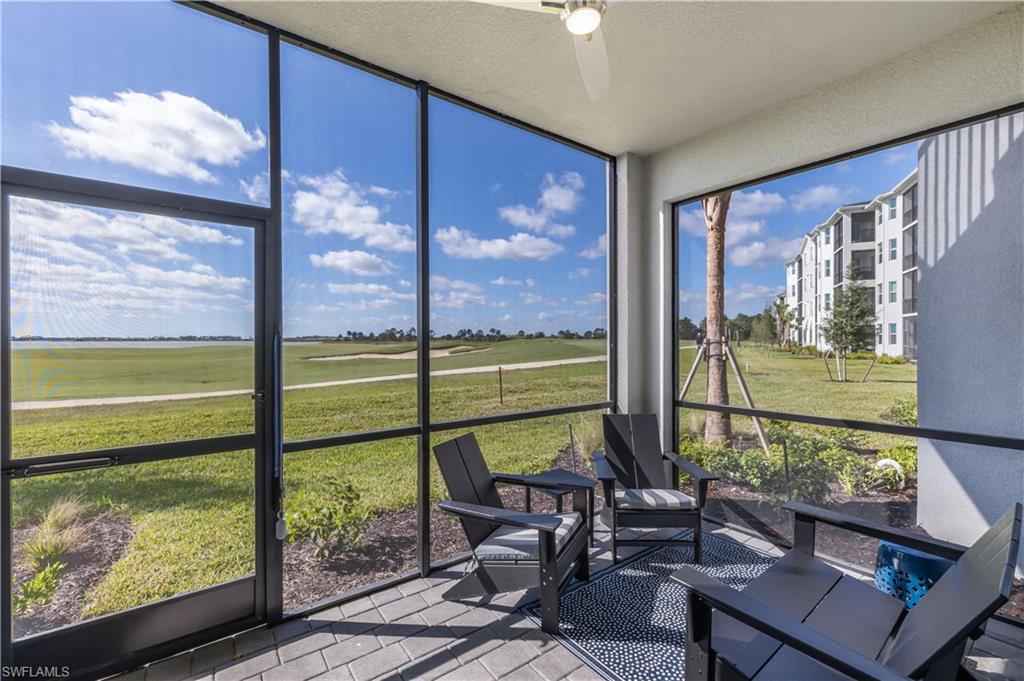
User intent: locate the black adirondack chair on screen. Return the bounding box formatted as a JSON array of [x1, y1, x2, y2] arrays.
[[433, 433, 591, 634], [595, 413, 718, 563], [672, 502, 1023, 681]]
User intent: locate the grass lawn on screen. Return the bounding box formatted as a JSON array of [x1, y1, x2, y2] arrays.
[[11, 341, 606, 622], [678, 344, 916, 449], [11, 339, 917, 626], [11, 338, 606, 400]]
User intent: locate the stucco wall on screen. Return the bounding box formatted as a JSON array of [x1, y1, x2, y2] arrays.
[[917, 113, 1024, 568], [625, 5, 1024, 451]]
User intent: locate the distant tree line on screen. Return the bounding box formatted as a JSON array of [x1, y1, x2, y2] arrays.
[[287, 327, 608, 343]]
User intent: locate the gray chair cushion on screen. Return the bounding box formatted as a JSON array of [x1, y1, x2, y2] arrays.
[[474, 512, 582, 562], [615, 488, 695, 510]]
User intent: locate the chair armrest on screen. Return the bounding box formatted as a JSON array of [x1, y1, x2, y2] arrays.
[[438, 500, 562, 533], [491, 472, 534, 487], [784, 502, 966, 560], [663, 452, 719, 482], [592, 451, 617, 481], [672, 566, 910, 681]]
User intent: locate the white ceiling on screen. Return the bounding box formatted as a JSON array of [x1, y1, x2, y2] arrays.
[[219, 1, 1012, 157]]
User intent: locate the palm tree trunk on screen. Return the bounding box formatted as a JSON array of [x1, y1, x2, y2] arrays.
[[703, 193, 732, 442]]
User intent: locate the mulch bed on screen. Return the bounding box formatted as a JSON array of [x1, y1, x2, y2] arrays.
[[12, 513, 133, 639], [283, 444, 592, 611]]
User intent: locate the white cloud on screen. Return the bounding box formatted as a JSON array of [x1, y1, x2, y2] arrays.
[[127, 263, 249, 292], [731, 189, 786, 218], [398, 279, 413, 288], [537, 312, 555, 322], [727, 282, 785, 305], [579, 234, 607, 259], [679, 289, 705, 304], [580, 292, 606, 305], [239, 171, 269, 204], [430, 275, 481, 293], [520, 292, 544, 304], [790, 185, 854, 212], [309, 249, 392, 276], [366, 185, 401, 199], [11, 196, 241, 264], [500, 313, 513, 322], [539, 171, 584, 213], [292, 170, 414, 252], [728, 237, 803, 268], [678, 208, 764, 248], [497, 171, 584, 239], [434, 227, 563, 261], [526, 278, 536, 287], [490, 276, 524, 286], [327, 282, 415, 302], [569, 267, 591, 280], [47, 90, 265, 183], [431, 290, 486, 308]]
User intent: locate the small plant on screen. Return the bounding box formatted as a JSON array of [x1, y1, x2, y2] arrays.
[[873, 459, 907, 493], [847, 350, 876, 360], [23, 497, 86, 571], [821, 447, 871, 496], [877, 354, 907, 365], [13, 562, 65, 615], [883, 396, 918, 426], [881, 445, 917, 477], [286, 476, 368, 560], [571, 415, 604, 465]]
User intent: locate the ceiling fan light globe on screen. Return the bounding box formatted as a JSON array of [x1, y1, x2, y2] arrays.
[[563, 6, 602, 36]]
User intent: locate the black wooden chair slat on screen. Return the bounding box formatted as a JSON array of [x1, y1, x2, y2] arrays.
[[600, 413, 715, 563], [881, 504, 1021, 677], [673, 502, 1023, 681], [432, 432, 591, 634]]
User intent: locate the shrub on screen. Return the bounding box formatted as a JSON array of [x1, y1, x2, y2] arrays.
[[13, 562, 64, 615], [286, 476, 369, 560], [873, 459, 907, 493], [820, 447, 872, 496], [23, 497, 86, 571], [847, 350, 875, 360], [881, 445, 917, 477], [882, 396, 917, 426], [877, 354, 907, 365], [790, 345, 819, 356]]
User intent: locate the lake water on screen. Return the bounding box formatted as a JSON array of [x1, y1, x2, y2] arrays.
[[12, 340, 317, 349]]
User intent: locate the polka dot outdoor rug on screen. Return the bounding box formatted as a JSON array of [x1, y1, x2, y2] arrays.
[[520, 533, 776, 681]]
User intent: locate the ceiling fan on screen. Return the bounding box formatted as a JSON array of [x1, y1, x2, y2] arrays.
[[474, 0, 610, 101]]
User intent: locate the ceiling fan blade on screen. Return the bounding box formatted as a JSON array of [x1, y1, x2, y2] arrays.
[[469, 0, 563, 14], [573, 26, 610, 101]]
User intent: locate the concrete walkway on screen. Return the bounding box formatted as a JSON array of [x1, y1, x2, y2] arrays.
[[12, 356, 606, 411]]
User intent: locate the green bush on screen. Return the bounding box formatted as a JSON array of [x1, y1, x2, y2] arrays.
[[879, 445, 917, 477], [286, 476, 369, 560], [820, 447, 871, 495], [790, 345, 820, 356], [872, 459, 907, 493], [877, 354, 907, 365], [883, 396, 917, 426], [847, 350, 875, 360], [13, 562, 64, 615]]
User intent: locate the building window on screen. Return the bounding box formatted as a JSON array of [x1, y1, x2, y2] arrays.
[[889, 281, 897, 303], [824, 293, 831, 310], [889, 238, 897, 260], [889, 322, 897, 345], [877, 242, 883, 263], [876, 323, 883, 345], [888, 197, 897, 219], [877, 210, 882, 225], [851, 211, 875, 242], [877, 283, 883, 304], [791, 285, 795, 296], [824, 259, 831, 277], [825, 226, 830, 244]]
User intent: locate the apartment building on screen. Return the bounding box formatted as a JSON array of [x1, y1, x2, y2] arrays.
[[783, 170, 919, 358]]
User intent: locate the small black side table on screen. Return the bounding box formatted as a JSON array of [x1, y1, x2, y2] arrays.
[[512, 468, 597, 547]]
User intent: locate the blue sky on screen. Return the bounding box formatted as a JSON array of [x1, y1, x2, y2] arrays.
[[2, 1, 608, 339], [677, 141, 918, 321]]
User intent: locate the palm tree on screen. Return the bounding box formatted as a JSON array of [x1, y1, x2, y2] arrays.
[[772, 299, 797, 347], [703, 192, 732, 442]]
